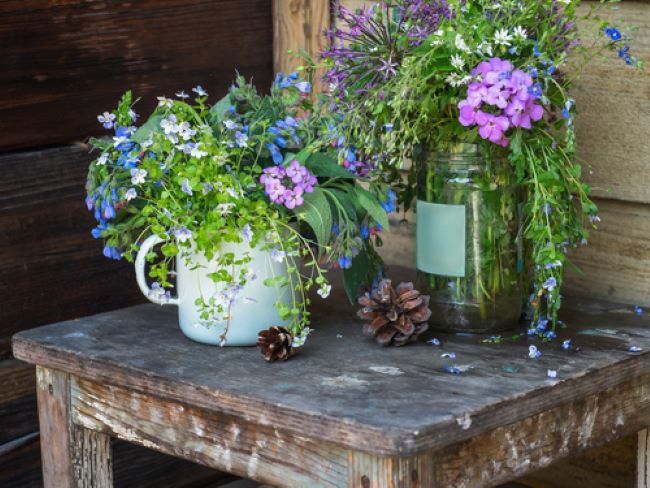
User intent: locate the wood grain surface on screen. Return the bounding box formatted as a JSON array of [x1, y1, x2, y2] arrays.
[[0, 145, 144, 358], [273, 0, 330, 92], [12, 281, 650, 458], [0, 0, 274, 151]]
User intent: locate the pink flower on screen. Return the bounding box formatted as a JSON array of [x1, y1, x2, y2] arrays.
[[478, 115, 510, 144]]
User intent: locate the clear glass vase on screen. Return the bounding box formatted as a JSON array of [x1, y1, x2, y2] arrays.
[[414, 143, 523, 333]]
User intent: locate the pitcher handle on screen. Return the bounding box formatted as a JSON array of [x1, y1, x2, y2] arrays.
[[135, 234, 180, 306]]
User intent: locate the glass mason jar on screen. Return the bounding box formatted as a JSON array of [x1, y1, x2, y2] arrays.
[[414, 143, 523, 333]]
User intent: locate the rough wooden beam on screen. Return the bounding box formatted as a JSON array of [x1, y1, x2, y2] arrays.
[[640, 429, 649, 488], [273, 0, 330, 92], [36, 367, 113, 488]]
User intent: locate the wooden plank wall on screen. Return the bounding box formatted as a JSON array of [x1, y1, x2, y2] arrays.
[[276, 0, 649, 487], [0, 0, 274, 486]]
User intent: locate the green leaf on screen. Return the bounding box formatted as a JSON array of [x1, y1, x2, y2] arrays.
[[354, 186, 389, 229], [306, 153, 356, 179], [296, 187, 332, 249], [207, 94, 233, 126], [343, 249, 370, 303], [132, 114, 163, 143]]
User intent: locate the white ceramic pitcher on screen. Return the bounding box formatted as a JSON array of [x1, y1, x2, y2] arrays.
[[135, 235, 292, 346]]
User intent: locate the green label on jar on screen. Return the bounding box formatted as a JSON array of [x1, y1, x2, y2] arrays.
[[416, 200, 466, 277]]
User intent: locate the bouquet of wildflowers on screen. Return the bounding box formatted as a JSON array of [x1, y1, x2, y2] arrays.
[[85, 73, 389, 340], [324, 0, 641, 334]]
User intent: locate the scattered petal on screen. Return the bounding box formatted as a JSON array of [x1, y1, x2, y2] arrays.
[[629, 346, 643, 353], [547, 369, 558, 379], [441, 352, 456, 359], [427, 338, 441, 346]]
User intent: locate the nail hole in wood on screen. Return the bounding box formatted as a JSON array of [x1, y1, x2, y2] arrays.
[[361, 475, 370, 488], [48, 384, 53, 394]]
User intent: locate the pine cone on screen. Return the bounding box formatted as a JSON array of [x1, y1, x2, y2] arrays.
[[257, 326, 295, 362], [358, 279, 431, 346]]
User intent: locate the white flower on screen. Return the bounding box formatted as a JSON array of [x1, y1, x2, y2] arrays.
[[175, 90, 189, 99], [223, 119, 238, 130], [216, 202, 235, 216], [494, 29, 513, 46], [445, 73, 472, 87], [189, 144, 207, 158], [124, 188, 137, 201], [292, 327, 312, 348], [271, 248, 286, 263], [157, 96, 173, 109], [96, 153, 109, 166], [513, 26, 527, 40], [476, 41, 493, 57], [112, 135, 129, 147], [160, 115, 178, 135], [450, 54, 465, 70], [130, 168, 147, 185], [174, 228, 192, 243], [97, 111, 116, 127], [192, 85, 208, 97], [226, 187, 240, 199], [317, 283, 332, 299], [141, 138, 153, 149], [455, 34, 470, 52], [177, 121, 197, 141]]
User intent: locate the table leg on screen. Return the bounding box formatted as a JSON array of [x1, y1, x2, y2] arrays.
[[36, 367, 113, 487], [640, 429, 649, 488]]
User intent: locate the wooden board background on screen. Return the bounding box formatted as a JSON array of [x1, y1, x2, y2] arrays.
[[1, 0, 274, 485], [272, 1, 649, 486]]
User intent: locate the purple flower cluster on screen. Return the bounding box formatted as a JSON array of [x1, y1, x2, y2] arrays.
[[260, 160, 317, 210], [458, 58, 544, 147]]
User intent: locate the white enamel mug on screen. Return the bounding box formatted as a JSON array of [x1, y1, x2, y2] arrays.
[[135, 235, 292, 346]]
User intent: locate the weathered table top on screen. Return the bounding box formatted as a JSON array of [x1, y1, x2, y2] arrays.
[[13, 284, 650, 458]]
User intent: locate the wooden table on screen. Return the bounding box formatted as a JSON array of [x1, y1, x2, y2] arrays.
[[12, 290, 650, 488]]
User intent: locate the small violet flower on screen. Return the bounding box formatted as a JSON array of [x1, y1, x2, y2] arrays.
[[130, 168, 147, 185], [181, 178, 193, 196], [97, 111, 116, 129], [528, 345, 542, 359], [174, 228, 192, 243]]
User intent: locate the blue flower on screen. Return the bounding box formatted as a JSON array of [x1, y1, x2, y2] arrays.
[[562, 339, 571, 350], [541, 202, 552, 215], [618, 45, 630, 58], [268, 127, 282, 136], [338, 255, 352, 269], [625, 55, 634, 66], [529, 83, 543, 99], [103, 245, 122, 260], [546, 65, 556, 75], [295, 81, 311, 94], [284, 116, 297, 127], [543, 277, 557, 291], [267, 143, 283, 165], [604, 26, 622, 42], [527, 66, 539, 78], [384, 123, 394, 132], [91, 224, 107, 239], [332, 223, 339, 236], [235, 131, 248, 148], [445, 365, 462, 374], [545, 330, 557, 340], [360, 224, 369, 239], [241, 223, 252, 243], [634, 305, 643, 315], [533, 43, 542, 57], [547, 369, 558, 379], [287, 72, 299, 81], [181, 179, 193, 196], [528, 345, 542, 358], [274, 137, 287, 148]]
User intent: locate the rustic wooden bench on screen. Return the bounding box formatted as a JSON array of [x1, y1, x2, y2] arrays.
[[12, 289, 650, 487]]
